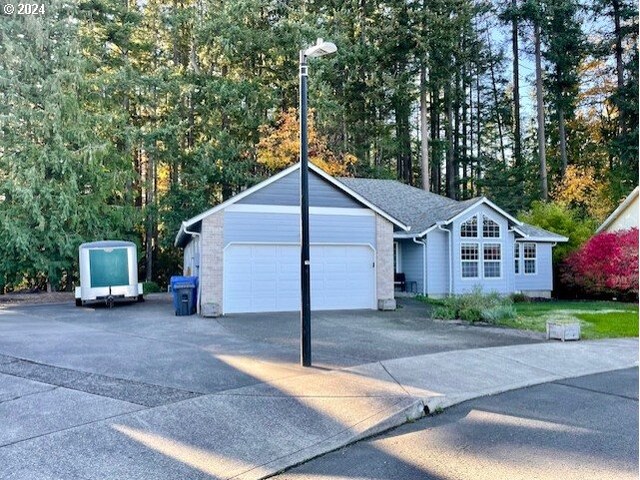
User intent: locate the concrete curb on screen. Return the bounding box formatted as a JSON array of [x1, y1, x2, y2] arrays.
[[253, 340, 638, 479], [237, 398, 426, 480]]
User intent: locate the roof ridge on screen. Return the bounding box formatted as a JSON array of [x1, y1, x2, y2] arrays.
[[338, 177, 461, 204]]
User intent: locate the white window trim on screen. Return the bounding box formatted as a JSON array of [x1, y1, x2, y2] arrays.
[[523, 242, 537, 275], [514, 243, 521, 275], [482, 242, 502, 279], [481, 213, 502, 239], [460, 241, 480, 279], [394, 241, 402, 274], [460, 214, 479, 238]]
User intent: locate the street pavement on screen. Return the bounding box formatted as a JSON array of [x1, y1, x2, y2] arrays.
[[277, 368, 639, 480], [0, 297, 637, 479]]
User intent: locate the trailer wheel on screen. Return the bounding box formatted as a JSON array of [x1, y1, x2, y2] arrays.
[[137, 294, 145, 303], [75, 298, 82, 307]]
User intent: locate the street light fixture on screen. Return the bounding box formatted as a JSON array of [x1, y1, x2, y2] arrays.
[[299, 38, 337, 367]]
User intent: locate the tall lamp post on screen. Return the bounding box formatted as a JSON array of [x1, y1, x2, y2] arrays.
[[299, 38, 337, 367]]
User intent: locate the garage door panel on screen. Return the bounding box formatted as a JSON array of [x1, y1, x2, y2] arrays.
[[224, 244, 375, 313]]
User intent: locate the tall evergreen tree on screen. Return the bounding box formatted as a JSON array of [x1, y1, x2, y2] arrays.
[[0, 0, 138, 290]]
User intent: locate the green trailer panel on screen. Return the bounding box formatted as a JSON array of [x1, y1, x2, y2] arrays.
[[89, 248, 129, 288]]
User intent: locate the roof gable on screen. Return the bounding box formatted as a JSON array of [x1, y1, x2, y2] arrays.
[[337, 178, 522, 236], [175, 163, 410, 246], [338, 177, 568, 242], [237, 168, 364, 208]]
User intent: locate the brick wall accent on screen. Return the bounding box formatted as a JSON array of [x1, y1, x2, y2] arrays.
[[375, 215, 395, 309], [200, 211, 224, 312]]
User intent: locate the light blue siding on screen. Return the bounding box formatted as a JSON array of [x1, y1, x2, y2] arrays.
[[396, 204, 555, 297], [399, 240, 424, 294], [451, 203, 512, 295], [223, 212, 376, 246], [237, 170, 364, 208], [515, 242, 553, 291], [425, 230, 449, 296]]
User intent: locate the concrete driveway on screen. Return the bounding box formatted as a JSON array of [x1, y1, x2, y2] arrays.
[[0, 296, 634, 480], [0, 295, 540, 435], [218, 297, 543, 366], [0, 295, 542, 391]]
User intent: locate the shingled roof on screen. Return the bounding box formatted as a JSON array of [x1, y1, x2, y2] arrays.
[[337, 177, 567, 242], [515, 223, 568, 242]]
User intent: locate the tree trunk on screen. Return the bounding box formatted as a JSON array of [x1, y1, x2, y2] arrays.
[[476, 64, 482, 195], [462, 65, 468, 199], [534, 21, 548, 200], [445, 86, 455, 198], [453, 84, 459, 198], [420, 64, 430, 191], [613, 0, 625, 134], [468, 66, 474, 197], [430, 86, 440, 194], [488, 43, 507, 165], [558, 103, 568, 175], [145, 152, 154, 283], [395, 94, 412, 184], [512, 0, 522, 168]]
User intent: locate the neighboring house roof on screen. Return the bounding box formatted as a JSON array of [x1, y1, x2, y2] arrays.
[[174, 163, 411, 247], [337, 177, 567, 242], [596, 186, 639, 233]]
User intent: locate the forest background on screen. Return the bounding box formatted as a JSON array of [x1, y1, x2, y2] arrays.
[[0, 0, 637, 292]]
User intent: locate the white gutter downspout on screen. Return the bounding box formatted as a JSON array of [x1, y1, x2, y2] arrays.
[[412, 237, 427, 296], [182, 223, 202, 315], [509, 227, 519, 292], [437, 222, 452, 295]]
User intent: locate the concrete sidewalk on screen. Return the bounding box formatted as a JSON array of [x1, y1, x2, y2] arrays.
[[1, 338, 637, 480]]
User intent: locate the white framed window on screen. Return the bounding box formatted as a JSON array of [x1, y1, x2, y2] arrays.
[[483, 243, 501, 278], [514, 243, 520, 274], [461, 243, 479, 278], [460, 216, 478, 237], [524, 243, 536, 274], [482, 215, 500, 238]]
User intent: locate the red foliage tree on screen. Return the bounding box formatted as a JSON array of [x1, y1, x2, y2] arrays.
[[562, 228, 639, 299]]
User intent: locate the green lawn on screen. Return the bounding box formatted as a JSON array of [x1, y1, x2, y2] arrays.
[[496, 300, 639, 339]]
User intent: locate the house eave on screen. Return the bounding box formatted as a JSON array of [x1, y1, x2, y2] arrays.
[[596, 186, 639, 233], [516, 236, 569, 243]]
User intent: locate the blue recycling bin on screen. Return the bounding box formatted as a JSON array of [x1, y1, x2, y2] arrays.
[[170, 276, 198, 316]]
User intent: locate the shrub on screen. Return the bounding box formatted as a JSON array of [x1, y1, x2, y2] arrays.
[[518, 201, 596, 263], [433, 305, 457, 320], [562, 228, 639, 300], [459, 307, 483, 322], [510, 293, 530, 303], [432, 287, 515, 323], [481, 305, 517, 322], [142, 281, 161, 294]]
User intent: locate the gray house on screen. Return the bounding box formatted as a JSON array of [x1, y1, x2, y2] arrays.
[[175, 163, 567, 315]]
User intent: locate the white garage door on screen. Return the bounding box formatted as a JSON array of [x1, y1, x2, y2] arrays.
[[223, 244, 376, 313]]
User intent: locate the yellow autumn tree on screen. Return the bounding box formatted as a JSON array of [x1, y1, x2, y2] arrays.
[[552, 165, 613, 221], [257, 108, 357, 177]]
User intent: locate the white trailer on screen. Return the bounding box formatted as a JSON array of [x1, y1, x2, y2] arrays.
[[75, 241, 143, 307]]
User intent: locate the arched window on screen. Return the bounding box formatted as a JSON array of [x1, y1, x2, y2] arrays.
[[482, 215, 500, 238], [460, 216, 478, 237]]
